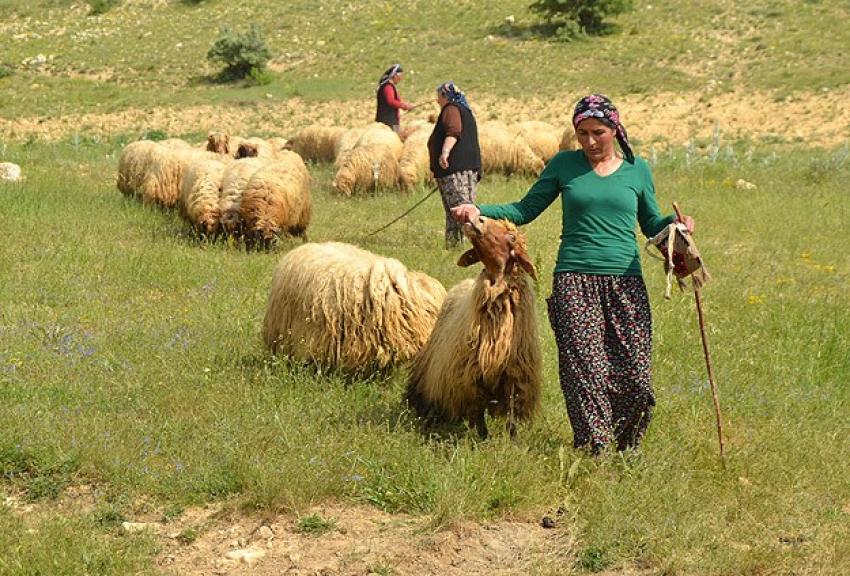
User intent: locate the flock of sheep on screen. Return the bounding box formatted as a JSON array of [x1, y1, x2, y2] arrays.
[[116, 116, 567, 436], [116, 118, 572, 245]]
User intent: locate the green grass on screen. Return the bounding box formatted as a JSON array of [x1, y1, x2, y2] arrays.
[[1, 0, 849, 118], [0, 134, 848, 574]]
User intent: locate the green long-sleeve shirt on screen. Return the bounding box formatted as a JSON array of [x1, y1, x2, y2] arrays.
[[479, 150, 674, 276]]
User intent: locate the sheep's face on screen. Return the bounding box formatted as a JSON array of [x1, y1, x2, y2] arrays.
[[236, 143, 259, 159], [207, 132, 230, 154], [458, 217, 536, 282]]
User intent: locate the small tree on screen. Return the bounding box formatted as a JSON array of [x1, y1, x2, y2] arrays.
[[530, 0, 634, 38], [206, 24, 271, 81]]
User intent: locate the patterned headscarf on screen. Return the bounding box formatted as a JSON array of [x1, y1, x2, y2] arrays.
[[378, 64, 403, 88], [436, 81, 471, 111], [572, 94, 634, 164]]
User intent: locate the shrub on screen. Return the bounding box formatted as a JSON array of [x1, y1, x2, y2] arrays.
[[206, 24, 272, 81], [530, 0, 634, 38], [87, 0, 122, 15], [0, 65, 13, 80]]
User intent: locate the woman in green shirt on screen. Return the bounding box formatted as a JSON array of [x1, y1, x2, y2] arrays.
[[452, 94, 694, 454]]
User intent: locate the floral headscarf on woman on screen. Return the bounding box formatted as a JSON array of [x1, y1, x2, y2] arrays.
[[437, 81, 471, 111], [572, 94, 634, 164]]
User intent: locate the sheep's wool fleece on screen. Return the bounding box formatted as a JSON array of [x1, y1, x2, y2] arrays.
[[478, 121, 545, 176], [407, 269, 542, 424], [263, 242, 447, 371], [239, 151, 311, 239], [179, 157, 228, 234]]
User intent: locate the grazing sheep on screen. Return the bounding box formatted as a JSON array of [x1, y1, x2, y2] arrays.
[[398, 128, 433, 189], [289, 125, 344, 163], [334, 123, 403, 168], [140, 147, 220, 208], [333, 127, 366, 165], [478, 121, 545, 176], [219, 157, 265, 236], [399, 118, 433, 142], [332, 144, 400, 196], [179, 157, 228, 236], [239, 150, 311, 247], [406, 217, 542, 438], [236, 137, 285, 160], [263, 242, 447, 371], [206, 131, 246, 157], [353, 122, 403, 157], [117, 140, 158, 197], [158, 138, 193, 150], [510, 121, 562, 163], [559, 126, 576, 151], [267, 137, 291, 152]]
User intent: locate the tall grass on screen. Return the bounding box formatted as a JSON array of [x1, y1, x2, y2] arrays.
[[0, 137, 848, 574]]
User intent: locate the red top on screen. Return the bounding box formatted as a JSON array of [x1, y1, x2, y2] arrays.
[[381, 83, 409, 110]]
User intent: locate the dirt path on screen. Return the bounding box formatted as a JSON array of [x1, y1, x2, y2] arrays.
[[5, 486, 574, 575], [2, 88, 849, 146]]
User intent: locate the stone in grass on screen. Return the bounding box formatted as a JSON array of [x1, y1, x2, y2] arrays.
[[122, 521, 158, 534], [225, 547, 267, 566], [0, 163, 21, 183]]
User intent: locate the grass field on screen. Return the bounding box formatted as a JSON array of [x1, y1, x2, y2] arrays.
[[1, 135, 848, 574], [2, 0, 850, 574]]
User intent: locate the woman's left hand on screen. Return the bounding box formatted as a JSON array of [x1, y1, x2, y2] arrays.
[[678, 214, 695, 233], [439, 153, 449, 170]]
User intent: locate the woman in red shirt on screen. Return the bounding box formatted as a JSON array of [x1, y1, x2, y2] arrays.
[[375, 64, 413, 133]]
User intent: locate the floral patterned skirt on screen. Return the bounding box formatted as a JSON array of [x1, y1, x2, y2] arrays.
[[546, 272, 655, 453], [436, 170, 478, 248]]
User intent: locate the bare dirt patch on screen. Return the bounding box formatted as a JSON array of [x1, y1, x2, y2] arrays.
[[4, 488, 573, 575], [2, 88, 849, 147], [150, 504, 571, 575]]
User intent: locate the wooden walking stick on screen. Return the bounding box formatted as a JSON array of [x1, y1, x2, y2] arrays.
[[671, 202, 726, 462]]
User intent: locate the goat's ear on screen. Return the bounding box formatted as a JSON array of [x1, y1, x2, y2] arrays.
[[457, 248, 480, 267], [511, 246, 537, 280]]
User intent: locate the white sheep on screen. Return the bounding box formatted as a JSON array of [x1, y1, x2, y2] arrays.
[[263, 242, 447, 371], [239, 150, 311, 247]]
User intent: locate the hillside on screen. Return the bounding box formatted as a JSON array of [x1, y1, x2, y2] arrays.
[[2, 0, 850, 146]]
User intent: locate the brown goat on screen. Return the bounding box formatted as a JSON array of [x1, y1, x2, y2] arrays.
[[406, 217, 542, 438]]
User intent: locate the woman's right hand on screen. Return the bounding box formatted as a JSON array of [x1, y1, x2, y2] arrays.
[[451, 203, 480, 224]]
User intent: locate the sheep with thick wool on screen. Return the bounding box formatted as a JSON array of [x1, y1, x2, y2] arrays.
[[263, 242, 447, 371], [334, 123, 402, 167], [140, 146, 220, 208], [206, 131, 245, 157], [398, 127, 433, 189], [239, 150, 311, 247], [289, 125, 344, 163], [117, 140, 159, 197], [478, 121, 545, 176], [406, 217, 542, 438], [510, 121, 562, 163], [399, 118, 433, 142], [235, 137, 289, 160], [179, 157, 229, 236], [219, 157, 265, 236], [333, 127, 366, 165], [559, 126, 577, 152], [332, 143, 401, 196]]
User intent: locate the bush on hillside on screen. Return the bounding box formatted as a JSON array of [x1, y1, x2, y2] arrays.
[[206, 24, 272, 81], [87, 0, 122, 15], [530, 0, 634, 39]]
